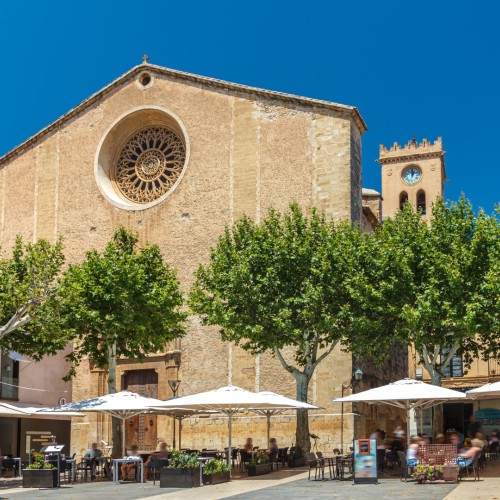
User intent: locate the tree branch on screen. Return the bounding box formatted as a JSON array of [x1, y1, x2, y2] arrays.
[[274, 347, 298, 375], [0, 300, 37, 339], [312, 341, 337, 371]]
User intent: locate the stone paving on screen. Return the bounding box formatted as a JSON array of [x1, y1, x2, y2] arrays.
[[1, 463, 500, 500]]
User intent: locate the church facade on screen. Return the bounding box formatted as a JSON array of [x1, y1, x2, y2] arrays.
[[0, 61, 407, 457]]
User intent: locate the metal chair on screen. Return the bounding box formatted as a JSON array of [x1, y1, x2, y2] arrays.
[[397, 451, 414, 482], [239, 450, 251, 471], [316, 452, 334, 479], [305, 452, 323, 481]]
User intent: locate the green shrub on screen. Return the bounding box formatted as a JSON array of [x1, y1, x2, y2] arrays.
[[203, 458, 231, 475], [26, 452, 54, 470], [167, 450, 200, 469]]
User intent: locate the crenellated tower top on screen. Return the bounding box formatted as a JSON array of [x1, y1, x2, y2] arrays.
[[378, 137, 444, 164]]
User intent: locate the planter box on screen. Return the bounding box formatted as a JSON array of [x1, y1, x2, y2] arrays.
[[202, 471, 231, 485], [247, 463, 272, 476], [287, 456, 305, 468], [22, 469, 58, 488], [159, 468, 201, 488], [443, 466, 458, 483]]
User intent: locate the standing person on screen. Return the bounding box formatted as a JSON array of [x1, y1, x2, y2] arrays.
[[83, 442, 103, 481]]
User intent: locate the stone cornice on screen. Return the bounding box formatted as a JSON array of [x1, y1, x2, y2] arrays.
[[376, 151, 445, 165], [0, 63, 367, 167]]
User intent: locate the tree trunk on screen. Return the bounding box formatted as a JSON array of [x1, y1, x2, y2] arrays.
[[107, 342, 122, 457], [294, 371, 311, 452], [428, 368, 443, 437]]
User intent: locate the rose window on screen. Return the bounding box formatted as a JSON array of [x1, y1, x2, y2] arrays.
[[114, 127, 186, 204]]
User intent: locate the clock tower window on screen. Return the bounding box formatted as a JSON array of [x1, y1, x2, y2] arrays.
[[417, 190, 426, 215], [400, 191, 409, 211]]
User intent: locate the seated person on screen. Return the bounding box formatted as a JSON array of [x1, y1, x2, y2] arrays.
[[83, 442, 103, 480], [144, 442, 169, 480], [120, 444, 140, 481], [267, 438, 279, 461], [457, 446, 481, 468], [243, 438, 253, 452]]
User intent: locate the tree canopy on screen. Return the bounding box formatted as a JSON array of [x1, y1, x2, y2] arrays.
[[58, 227, 187, 455], [0, 236, 66, 358], [190, 203, 382, 450], [374, 196, 500, 386]]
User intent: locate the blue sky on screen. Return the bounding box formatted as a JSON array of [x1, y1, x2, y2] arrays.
[[0, 0, 498, 213]]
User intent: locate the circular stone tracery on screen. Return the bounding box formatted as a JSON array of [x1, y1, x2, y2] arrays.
[[114, 127, 186, 204]]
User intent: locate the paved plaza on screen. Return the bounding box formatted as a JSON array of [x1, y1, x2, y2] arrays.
[[1, 463, 499, 500]]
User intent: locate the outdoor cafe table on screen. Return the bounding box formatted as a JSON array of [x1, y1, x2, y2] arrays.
[[112, 457, 143, 485]]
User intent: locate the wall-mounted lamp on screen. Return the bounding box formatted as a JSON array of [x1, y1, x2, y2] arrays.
[[415, 368, 423, 380]]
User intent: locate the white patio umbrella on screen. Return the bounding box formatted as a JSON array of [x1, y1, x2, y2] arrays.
[[151, 385, 300, 467], [148, 406, 217, 450], [255, 391, 320, 444], [333, 378, 467, 442], [0, 402, 84, 418], [466, 380, 500, 400], [44, 390, 166, 455], [0, 402, 32, 416]]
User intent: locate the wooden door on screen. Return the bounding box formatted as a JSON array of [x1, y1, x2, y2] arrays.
[[124, 369, 158, 452]]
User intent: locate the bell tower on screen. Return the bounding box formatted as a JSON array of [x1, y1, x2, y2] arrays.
[[377, 137, 446, 219]]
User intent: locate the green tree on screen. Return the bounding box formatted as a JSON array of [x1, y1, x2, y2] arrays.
[[376, 196, 499, 390], [0, 236, 66, 357], [59, 227, 187, 456], [190, 203, 379, 451]]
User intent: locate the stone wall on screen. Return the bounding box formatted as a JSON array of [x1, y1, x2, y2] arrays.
[[0, 66, 369, 457]]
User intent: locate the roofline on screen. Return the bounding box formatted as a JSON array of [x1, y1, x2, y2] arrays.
[[0, 63, 367, 166]]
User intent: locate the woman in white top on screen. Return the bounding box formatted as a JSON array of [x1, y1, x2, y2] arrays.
[[406, 436, 419, 466]]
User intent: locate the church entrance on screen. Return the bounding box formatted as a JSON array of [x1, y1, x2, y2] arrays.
[[124, 369, 158, 451]]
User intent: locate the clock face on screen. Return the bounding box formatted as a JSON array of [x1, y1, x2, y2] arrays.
[[402, 166, 422, 184]]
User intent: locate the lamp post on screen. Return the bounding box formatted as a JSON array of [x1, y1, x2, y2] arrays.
[[168, 379, 181, 449], [340, 368, 363, 454]]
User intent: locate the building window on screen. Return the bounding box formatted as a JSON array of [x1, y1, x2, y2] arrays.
[[0, 351, 19, 400], [441, 348, 463, 377], [399, 191, 409, 210], [417, 190, 426, 215]]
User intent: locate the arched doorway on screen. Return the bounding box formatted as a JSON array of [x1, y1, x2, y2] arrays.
[[124, 369, 158, 451]]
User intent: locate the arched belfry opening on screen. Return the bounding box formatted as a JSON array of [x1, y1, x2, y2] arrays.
[[417, 190, 426, 215], [399, 191, 409, 211]]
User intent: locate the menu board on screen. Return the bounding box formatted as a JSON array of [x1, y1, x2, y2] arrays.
[[353, 439, 378, 484]]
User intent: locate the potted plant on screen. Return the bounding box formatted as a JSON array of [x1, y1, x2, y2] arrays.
[[159, 450, 201, 488], [411, 464, 443, 483], [287, 446, 305, 467], [247, 451, 272, 476], [442, 463, 459, 483], [202, 458, 231, 485], [23, 453, 57, 488]]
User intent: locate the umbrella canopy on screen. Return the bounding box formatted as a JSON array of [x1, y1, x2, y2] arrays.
[[255, 391, 320, 444], [333, 378, 467, 441], [152, 385, 302, 466], [148, 406, 217, 450], [0, 402, 85, 418], [466, 380, 500, 400], [45, 390, 166, 454], [0, 402, 32, 416]]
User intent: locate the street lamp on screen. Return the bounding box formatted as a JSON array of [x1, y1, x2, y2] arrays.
[[340, 368, 364, 454], [168, 379, 181, 449]]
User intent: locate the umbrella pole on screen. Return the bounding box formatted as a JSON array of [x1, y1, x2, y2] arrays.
[[178, 417, 183, 450], [122, 419, 126, 457], [419, 407, 424, 435], [267, 413, 271, 446], [227, 412, 232, 472], [406, 407, 411, 446]]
